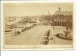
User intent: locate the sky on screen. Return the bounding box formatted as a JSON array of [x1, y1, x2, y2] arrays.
[[3, 3, 73, 17]]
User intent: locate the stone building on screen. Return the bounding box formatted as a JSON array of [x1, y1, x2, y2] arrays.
[[52, 7, 73, 28]]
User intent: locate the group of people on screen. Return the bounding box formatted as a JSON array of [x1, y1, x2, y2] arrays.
[[42, 29, 51, 45]]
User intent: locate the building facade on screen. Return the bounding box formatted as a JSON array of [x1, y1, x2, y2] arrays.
[[52, 7, 73, 28]]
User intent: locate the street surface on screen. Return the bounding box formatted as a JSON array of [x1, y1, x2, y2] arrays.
[[5, 25, 73, 45]]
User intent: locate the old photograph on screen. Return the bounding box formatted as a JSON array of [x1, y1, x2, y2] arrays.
[[2, 3, 74, 49]]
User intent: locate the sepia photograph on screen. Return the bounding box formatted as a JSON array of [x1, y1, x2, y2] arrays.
[[2, 2, 74, 50]]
